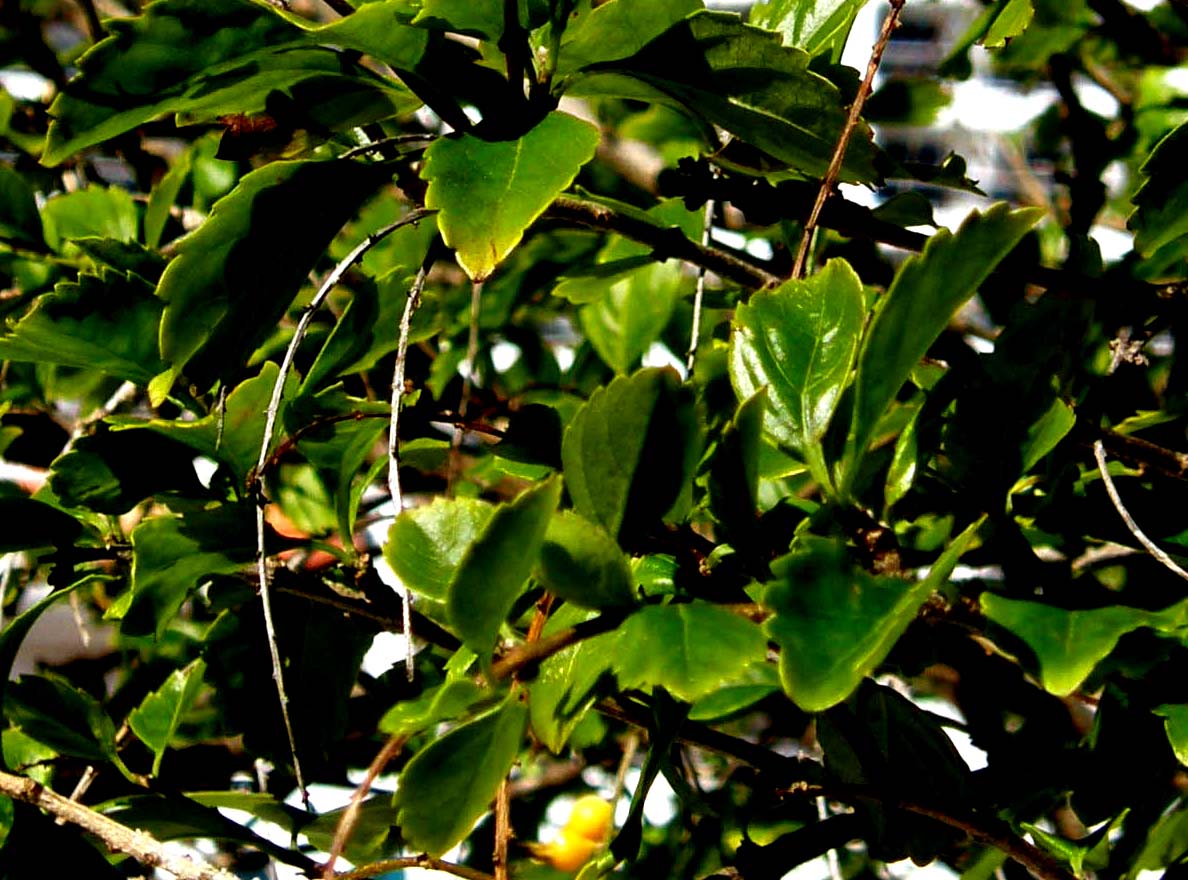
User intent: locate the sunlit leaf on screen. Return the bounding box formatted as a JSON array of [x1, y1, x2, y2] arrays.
[[1129, 121, 1188, 258], [386, 498, 495, 601], [128, 659, 207, 776], [842, 204, 1043, 494], [730, 258, 865, 492], [536, 510, 636, 609], [556, 0, 700, 78], [7, 674, 117, 762], [447, 477, 561, 654], [393, 697, 528, 856], [750, 0, 869, 61], [765, 522, 982, 711], [421, 112, 599, 280], [614, 603, 767, 703]]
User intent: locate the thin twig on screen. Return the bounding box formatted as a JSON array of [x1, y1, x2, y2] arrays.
[[494, 777, 512, 880], [489, 613, 623, 682], [339, 135, 436, 161], [0, 769, 237, 880], [76, 0, 105, 41], [1093, 440, 1188, 582], [252, 208, 433, 807], [686, 191, 716, 374], [321, 734, 407, 879], [335, 855, 495, 880], [390, 263, 431, 682], [791, 0, 906, 279], [545, 197, 780, 290], [448, 281, 484, 494], [613, 732, 639, 802], [782, 782, 1076, 880]]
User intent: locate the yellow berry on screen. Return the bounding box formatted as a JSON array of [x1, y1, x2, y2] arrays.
[[564, 795, 614, 844], [527, 831, 599, 872]]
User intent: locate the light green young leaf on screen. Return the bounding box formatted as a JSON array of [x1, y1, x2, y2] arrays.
[[750, 0, 869, 60], [421, 112, 599, 281], [729, 258, 865, 492], [393, 697, 528, 856], [153, 160, 392, 400], [765, 521, 982, 711], [984, 0, 1036, 47], [536, 510, 636, 609], [0, 271, 164, 384], [385, 498, 495, 600], [1129, 121, 1188, 258], [128, 659, 207, 776], [412, 0, 503, 39], [843, 203, 1043, 495], [447, 477, 562, 655], [1021, 397, 1075, 471], [379, 679, 486, 737], [40, 187, 138, 249], [613, 603, 767, 703], [562, 368, 701, 541], [980, 594, 1188, 696], [1154, 704, 1188, 766]]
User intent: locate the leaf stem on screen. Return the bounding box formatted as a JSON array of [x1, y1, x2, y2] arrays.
[[686, 190, 716, 374], [252, 207, 433, 807], [792, 0, 905, 279]]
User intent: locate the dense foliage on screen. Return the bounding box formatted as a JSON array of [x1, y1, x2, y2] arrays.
[[2, 0, 1188, 878]]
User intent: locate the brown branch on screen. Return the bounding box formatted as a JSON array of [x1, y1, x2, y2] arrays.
[[321, 735, 407, 879], [493, 777, 512, 880], [336, 855, 495, 880], [1092, 426, 1188, 481], [782, 782, 1076, 880], [792, 0, 905, 279], [489, 613, 623, 682], [545, 197, 780, 290], [0, 770, 237, 880]]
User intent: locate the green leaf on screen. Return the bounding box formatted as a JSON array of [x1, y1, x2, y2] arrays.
[[0, 498, 85, 553], [128, 658, 207, 776], [413, 0, 503, 39], [7, 674, 117, 762], [386, 498, 495, 601], [153, 159, 392, 399], [562, 367, 701, 541], [980, 594, 1188, 696], [984, 0, 1036, 47], [535, 510, 636, 609], [729, 258, 864, 492], [705, 391, 766, 546], [0, 164, 44, 250], [316, 1, 429, 68], [302, 797, 400, 865], [765, 521, 982, 711], [843, 204, 1043, 494], [575, 12, 879, 183], [749, 0, 869, 61], [50, 429, 204, 515], [393, 697, 528, 856], [121, 363, 297, 489], [1129, 121, 1188, 258], [1155, 704, 1188, 766], [884, 404, 921, 511], [145, 144, 194, 250], [120, 504, 256, 638], [421, 112, 599, 281], [1021, 397, 1075, 471], [42, 0, 419, 166], [446, 477, 562, 654], [529, 605, 617, 753], [40, 187, 138, 249], [688, 664, 781, 722], [613, 603, 768, 703], [380, 678, 487, 737], [556, 0, 700, 78], [0, 271, 164, 384]]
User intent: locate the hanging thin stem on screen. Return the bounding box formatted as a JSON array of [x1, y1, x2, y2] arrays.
[[449, 281, 484, 495], [252, 208, 432, 806], [1093, 440, 1188, 583], [791, 0, 906, 279], [389, 260, 431, 682], [686, 191, 716, 374]]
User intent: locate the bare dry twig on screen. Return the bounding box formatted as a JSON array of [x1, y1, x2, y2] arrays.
[[321, 735, 407, 879], [792, 0, 906, 279], [1093, 439, 1188, 583], [253, 207, 433, 806], [0, 769, 236, 880]]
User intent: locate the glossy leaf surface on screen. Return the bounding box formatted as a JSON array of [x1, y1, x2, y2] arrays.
[[128, 658, 207, 776], [386, 497, 494, 601]]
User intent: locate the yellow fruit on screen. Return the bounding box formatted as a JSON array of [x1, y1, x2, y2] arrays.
[[526, 831, 599, 872], [564, 795, 614, 844]]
